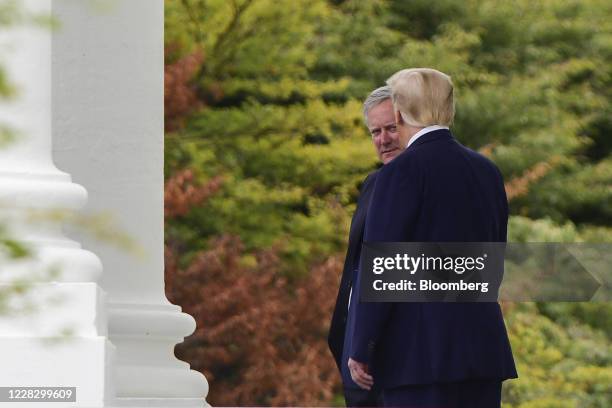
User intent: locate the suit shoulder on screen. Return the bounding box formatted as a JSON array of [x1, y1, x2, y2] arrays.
[[381, 147, 425, 174], [357, 170, 379, 193], [364, 170, 378, 184], [375, 151, 424, 190], [462, 145, 505, 180]]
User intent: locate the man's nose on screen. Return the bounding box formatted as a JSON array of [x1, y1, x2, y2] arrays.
[[380, 129, 394, 144]]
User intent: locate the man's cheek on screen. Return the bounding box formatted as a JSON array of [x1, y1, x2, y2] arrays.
[[374, 145, 382, 157]]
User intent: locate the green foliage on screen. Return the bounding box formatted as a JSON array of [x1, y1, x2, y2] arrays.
[[503, 303, 612, 407], [518, 159, 612, 225], [165, 0, 611, 403], [508, 216, 581, 243], [0, 0, 32, 310], [0, 0, 39, 309], [166, 0, 611, 260]]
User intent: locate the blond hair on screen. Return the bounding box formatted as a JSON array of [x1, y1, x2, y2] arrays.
[[386, 68, 454, 127]]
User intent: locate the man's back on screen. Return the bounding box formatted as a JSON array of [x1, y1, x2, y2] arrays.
[[366, 129, 507, 243], [352, 129, 518, 388]]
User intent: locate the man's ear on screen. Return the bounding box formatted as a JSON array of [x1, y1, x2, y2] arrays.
[[394, 110, 404, 125]]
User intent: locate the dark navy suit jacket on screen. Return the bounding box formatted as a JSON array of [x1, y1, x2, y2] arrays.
[[349, 129, 518, 389], [328, 171, 378, 389]]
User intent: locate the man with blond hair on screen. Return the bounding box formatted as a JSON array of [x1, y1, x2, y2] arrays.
[[348, 68, 517, 407]]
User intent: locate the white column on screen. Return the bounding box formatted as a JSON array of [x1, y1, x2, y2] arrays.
[[51, 1, 208, 407], [0, 0, 114, 407]]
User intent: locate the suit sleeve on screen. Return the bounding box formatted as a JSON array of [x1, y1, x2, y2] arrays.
[[349, 156, 422, 363]]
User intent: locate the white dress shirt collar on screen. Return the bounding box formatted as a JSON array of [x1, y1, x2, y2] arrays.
[[406, 125, 450, 149]]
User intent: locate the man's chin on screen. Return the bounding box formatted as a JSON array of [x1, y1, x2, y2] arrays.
[[381, 150, 400, 163]]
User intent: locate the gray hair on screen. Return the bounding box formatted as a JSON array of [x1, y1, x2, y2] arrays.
[[363, 85, 392, 126]]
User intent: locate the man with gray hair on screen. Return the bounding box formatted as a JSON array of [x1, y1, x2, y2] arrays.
[[328, 85, 402, 406]]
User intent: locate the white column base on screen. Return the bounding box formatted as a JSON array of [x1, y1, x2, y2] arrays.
[[108, 302, 208, 406], [0, 338, 115, 408], [0, 283, 115, 407]]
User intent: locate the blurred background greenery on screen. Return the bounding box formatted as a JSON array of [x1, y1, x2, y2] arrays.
[[163, 0, 611, 406]]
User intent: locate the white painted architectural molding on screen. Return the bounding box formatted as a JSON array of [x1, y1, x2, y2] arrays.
[[51, 0, 208, 407], [0, 0, 208, 407], [0, 1, 114, 407]]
